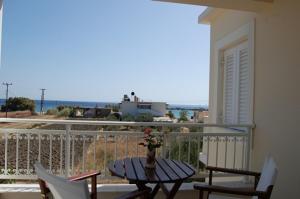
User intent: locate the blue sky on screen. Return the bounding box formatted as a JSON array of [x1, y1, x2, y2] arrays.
[[0, 0, 209, 105]]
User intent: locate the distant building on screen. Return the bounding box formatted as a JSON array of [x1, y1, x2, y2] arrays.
[[120, 94, 167, 117], [193, 111, 209, 123]]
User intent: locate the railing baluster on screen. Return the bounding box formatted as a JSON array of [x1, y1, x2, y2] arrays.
[[114, 135, 117, 161], [60, 134, 63, 175], [215, 136, 219, 167], [71, 135, 75, 174], [207, 136, 210, 166], [82, 135, 86, 172], [188, 135, 191, 164], [93, 135, 96, 170], [65, 124, 71, 177], [242, 136, 245, 169], [178, 135, 181, 161], [168, 133, 171, 159], [27, 133, 30, 175], [104, 134, 107, 175], [245, 127, 252, 171], [49, 134, 52, 172], [4, 132, 8, 175], [233, 136, 237, 169], [225, 136, 228, 168], [196, 134, 200, 172], [136, 134, 138, 156], [126, 134, 128, 158], [16, 133, 19, 175], [38, 133, 41, 163]]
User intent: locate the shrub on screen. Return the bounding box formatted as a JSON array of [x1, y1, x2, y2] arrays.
[[1, 97, 35, 112], [135, 113, 154, 122], [122, 114, 135, 121], [46, 108, 58, 115], [106, 114, 119, 121], [58, 108, 71, 117], [166, 110, 175, 119], [179, 110, 188, 122]]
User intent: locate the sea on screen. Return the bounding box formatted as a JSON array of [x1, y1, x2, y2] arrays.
[[0, 99, 207, 119]]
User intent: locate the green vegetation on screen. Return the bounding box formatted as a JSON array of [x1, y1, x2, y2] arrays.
[[135, 113, 154, 122], [46, 108, 58, 115], [178, 110, 188, 122], [1, 97, 35, 112], [166, 110, 175, 119], [121, 113, 154, 122], [105, 114, 119, 121], [58, 107, 72, 117], [170, 138, 201, 168], [122, 114, 135, 121]]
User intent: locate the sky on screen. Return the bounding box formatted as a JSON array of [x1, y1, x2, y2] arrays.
[[0, 0, 210, 105]]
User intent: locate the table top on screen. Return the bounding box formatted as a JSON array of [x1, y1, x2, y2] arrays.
[[109, 157, 195, 183]]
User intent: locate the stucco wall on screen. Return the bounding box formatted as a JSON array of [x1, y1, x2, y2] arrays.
[[208, 0, 300, 198]]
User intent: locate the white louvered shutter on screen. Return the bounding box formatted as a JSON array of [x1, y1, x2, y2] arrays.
[[223, 48, 236, 124], [237, 43, 250, 124], [223, 41, 251, 124]]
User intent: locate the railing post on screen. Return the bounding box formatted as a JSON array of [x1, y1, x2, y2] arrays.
[[245, 127, 252, 171], [162, 127, 168, 158], [65, 124, 71, 177], [245, 126, 253, 183]]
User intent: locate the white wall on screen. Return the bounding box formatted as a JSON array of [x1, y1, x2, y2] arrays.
[[120, 102, 167, 117], [207, 1, 300, 198]]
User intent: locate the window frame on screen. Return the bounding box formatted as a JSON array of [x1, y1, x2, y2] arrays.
[[214, 21, 255, 125]]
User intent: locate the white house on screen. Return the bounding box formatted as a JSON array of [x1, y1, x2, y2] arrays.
[[120, 101, 167, 117]]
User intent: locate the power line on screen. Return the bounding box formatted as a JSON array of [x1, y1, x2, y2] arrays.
[[2, 82, 12, 118], [40, 88, 46, 115]]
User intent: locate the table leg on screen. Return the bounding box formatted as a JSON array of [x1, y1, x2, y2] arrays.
[[149, 184, 160, 199], [135, 183, 161, 199], [160, 181, 183, 199]]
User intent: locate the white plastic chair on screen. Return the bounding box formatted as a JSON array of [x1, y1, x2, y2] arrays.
[[35, 162, 151, 199], [35, 162, 90, 199], [194, 156, 278, 199]]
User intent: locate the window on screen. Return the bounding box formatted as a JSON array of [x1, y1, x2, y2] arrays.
[[137, 103, 151, 110], [223, 41, 251, 124]]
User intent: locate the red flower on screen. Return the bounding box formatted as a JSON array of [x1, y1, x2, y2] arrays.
[[144, 128, 152, 135]]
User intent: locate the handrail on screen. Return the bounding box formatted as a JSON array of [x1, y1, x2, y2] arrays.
[[0, 118, 255, 128]]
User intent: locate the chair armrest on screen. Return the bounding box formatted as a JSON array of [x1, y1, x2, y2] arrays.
[[206, 166, 261, 177], [194, 184, 265, 197], [68, 171, 101, 181], [115, 188, 151, 199], [69, 171, 101, 199]]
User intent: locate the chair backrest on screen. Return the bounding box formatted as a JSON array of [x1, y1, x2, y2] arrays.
[[252, 156, 278, 199], [34, 162, 90, 199]]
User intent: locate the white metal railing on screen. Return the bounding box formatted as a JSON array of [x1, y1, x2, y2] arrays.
[[0, 118, 254, 180]]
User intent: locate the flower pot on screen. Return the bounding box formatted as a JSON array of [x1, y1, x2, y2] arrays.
[[145, 148, 156, 169]]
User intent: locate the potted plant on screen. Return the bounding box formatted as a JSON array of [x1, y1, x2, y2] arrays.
[[140, 128, 163, 169]]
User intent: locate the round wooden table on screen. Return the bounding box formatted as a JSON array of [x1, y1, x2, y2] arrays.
[[109, 157, 195, 199]]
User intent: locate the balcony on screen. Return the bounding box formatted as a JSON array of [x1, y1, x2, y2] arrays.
[[0, 118, 254, 198]]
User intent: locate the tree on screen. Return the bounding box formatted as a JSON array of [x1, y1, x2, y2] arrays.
[[179, 110, 188, 122], [166, 110, 175, 119], [122, 114, 135, 121], [1, 97, 35, 112]]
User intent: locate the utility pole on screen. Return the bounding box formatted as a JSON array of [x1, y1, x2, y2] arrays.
[[40, 88, 46, 115], [2, 82, 12, 118]]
